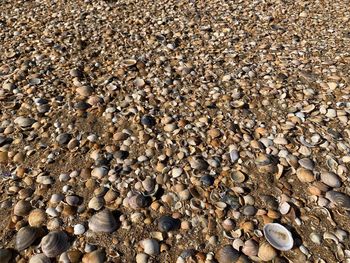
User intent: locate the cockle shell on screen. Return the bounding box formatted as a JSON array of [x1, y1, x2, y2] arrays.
[[82, 249, 106, 263], [216, 245, 240, 263], [16, 226, 38, 251], [41, 231, 69, 258], [29, 254, 51, 263], [14, 200, 32, 216], [263, 223, 294, 251], [258, 241, 277, 261], [88, 209, 118, 233], [325, 191, 350, 210], [28, 209, 47, 227]]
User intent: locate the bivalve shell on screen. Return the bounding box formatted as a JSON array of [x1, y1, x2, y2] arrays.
[[216, 245, 240, 263], [258, 241, 277, 261], [263, 223, 293, 251], [0, 248, 12, 263], [82, 249, 106, 263], [41, 231, 69, 258], [140, 238, 160, 256], [296, 168, 315, 183], [14, 200, 32, 216], [320, 172, 341, 188], [28, 209, 47, 227], [325, 191, 350, 210], [88, 209, 118, 233], [16, 226, 38, 251], [29, 254, 51, 263]]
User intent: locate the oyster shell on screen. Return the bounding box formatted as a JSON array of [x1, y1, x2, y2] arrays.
[[88, 209, 118, 233], [263, 223, 294, 251], [41, 231, 69, 258]]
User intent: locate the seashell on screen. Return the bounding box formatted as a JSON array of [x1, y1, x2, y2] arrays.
[[232, 239, 244, 251], [263, 223, 294, 251], [88, 197, 105, 211], [325, 191, 350, 210], [122, 59, 137, 67], [320, 172, 341, 188], [82, 249, 106, 263], [230, 150, 239, 163], [91, 167, 108, 179], [128, 194, 151, 209], [88, 209, 118, 233], [136, 253, 149, 263], [172, 167, 183, 178], [29, 254, 51, 263], [14, 116, 36, 128], [323, 232, 339, 244], [335, 229, 348, 242], [189, 156, 209, 170], [158, 215, 180, 232], [141, 115, 156, 127], [298, 158, 315, 170], [231, 170, 246, 183], [16, 226, 38, 251], [41, 231, 69, 258], [309, 232, 322, 245], [140, 238, 160, 256], [279, 202, 291, 215], [222, 218, 235, 231], [14, 199, 32, 216], [258, 241, 277, 261], [242, 239, 258, 257], [65, 195, 81, 206], [215, 245, 240, 263], [29, 209, 47, 227], [296, 168, 315, 183], [0, 248, 12, 263]]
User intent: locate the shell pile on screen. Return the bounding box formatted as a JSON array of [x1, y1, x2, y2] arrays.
[[0, 0, 350, 262]]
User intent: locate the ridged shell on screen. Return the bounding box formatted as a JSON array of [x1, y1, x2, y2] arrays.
[[258, 241, 277, 261], [82, 249, 106, 263], [0, 248, 12, 263], [88, 209, 118, 233], [325, 191, 350, 210], [216, 245, 240, 263], [41, 231, 69, 258], [242, 239, 258, 257], [28, 209, 47, 227], [29, 254, 51, 263], [263, 223, 293, 251], [14, 200, 32, 216], [16, 226, 38, 251]]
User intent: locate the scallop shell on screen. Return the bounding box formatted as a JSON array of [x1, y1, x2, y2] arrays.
[[325, 191, 350, 210], [0, 248, 12, 263], [16, 226, 38, 251], [263, 223, 294, 251], [88, 209, 118, 233], [29, 254, 51, 263], [41, 231, 69, 258]]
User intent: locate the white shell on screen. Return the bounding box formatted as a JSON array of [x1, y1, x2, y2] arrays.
[[263, 223, 293, 251]]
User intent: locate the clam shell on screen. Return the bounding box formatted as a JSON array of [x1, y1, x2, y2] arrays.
[[296, 168, 315, 183], [28, 209, 47, 227], [320, 172, 341, 188], [82, 249, 106, 263], [231, 170, 246, 183], [14, 200, 32, 216], [122, 59, 137, 67], [41, 231, 69, 258], [242, 239, 258, 257], [140, 238, 160, 256], [16, 226, 38, 251], [325, 191, 350, 210], [88, 209, 118, 233], [29, 254, 51, 263], [263, 223, 294, 251], [216, 245, 240, 263], [0, 248, 12, 263], [14, 116, 36, 128], [258, 241, 277, 261]]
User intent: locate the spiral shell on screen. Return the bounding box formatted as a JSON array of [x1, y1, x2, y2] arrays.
[[41, 231, 69, 258], [88, 209, 118, 233], [325, 191, 350, 210], [29, 254, 51, 263], [16, 226, 38, 251]]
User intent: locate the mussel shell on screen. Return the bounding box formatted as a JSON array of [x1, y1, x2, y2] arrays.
[[263, 223, 293, 251], [88, 209, 118, 233], [41, 231, 69, 258], [16, 226, 38, 251], [29, 254, 51, 263], [325, 191, 350, 209]]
